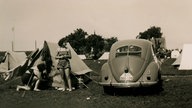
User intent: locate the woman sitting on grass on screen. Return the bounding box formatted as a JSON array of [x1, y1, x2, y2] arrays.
[[16, 63, 48, 91]]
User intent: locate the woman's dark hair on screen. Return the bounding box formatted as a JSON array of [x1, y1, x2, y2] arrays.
[[37, 63, 46, 72], [58, 37, 67, 47]]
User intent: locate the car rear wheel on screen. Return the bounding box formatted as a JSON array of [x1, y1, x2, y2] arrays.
[[103, 86, 115, 95], [154, 72, 163, 92]]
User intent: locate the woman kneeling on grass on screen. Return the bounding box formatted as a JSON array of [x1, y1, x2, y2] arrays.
[[16, 63, 48, 91]]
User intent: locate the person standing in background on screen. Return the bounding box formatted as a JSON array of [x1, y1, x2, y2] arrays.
[[55, 41, 73, 91]]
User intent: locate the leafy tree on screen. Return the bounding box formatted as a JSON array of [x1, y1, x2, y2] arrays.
[[85, 33, 104, 59], [104, 37, 118, 52], [137, 26, 163, 50], [137, 26, 162, 40], [58, 28, 118, 59], [60, 28, 88, 54]]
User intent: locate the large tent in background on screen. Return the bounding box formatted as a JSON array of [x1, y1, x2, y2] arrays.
[[179, 44, 192, 70], [99, 52, 109, 60], [0, 51, 27, 74], [32, 41, 92, 75]]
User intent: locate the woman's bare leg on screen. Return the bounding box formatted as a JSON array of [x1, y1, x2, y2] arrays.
[[58, 68, 66, 91], [65, 68, 72, 91], [16, 85, 30, 91], [34, 80, 40, 91]]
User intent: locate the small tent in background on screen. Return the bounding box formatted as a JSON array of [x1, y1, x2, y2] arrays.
[[171, 50, 180, 58], [179, 44, 192, 70], [78, 55, 86, 60], [99, 52, 109, 60], [172, 53, 182, 67], [0, 51, 27, 74]]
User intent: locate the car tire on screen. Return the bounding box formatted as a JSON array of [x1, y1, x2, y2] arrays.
[[103, 86, 115, 95], [155, 72, 164, 92]]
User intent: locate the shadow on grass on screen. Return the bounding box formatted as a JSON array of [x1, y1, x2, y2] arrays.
[[104, 86, 164, 96]]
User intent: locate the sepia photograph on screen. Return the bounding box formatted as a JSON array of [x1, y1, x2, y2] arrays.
[[0, 0, 192, 108]]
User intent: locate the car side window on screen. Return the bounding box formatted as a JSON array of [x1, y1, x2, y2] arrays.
[[116, 45, 142, 57]]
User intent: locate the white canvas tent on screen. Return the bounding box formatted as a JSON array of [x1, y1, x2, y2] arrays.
[[0, 51, 27, 74], [29, 41, 92, 88], [3, 41, 92, 88], [171, 50, 180, 58], [4, 40, 92, 77], [172, 53, 182, 66], [179, 44, 192, 70], [78, 55, 86, 59], [99, 52, 109, 60], [33, 41, 92, 75]]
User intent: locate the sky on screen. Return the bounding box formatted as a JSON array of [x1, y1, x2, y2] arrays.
[[1, 0, 192, 51]]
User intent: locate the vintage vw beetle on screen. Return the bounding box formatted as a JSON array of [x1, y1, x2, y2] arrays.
[[100, 39, 162, 93]]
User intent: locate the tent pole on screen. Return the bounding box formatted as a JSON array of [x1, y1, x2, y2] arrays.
[[12, 41, 14, 51], [35, 40, 37, 50]]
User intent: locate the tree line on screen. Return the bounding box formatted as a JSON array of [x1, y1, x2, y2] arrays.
[[60, 28, 118, 59], [60, 26, 165, 59]]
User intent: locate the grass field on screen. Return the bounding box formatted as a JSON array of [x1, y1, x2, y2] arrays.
[[0, 59, 192, 108]]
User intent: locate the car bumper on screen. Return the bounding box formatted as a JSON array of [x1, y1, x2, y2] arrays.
[[99, 81, 158, 88]]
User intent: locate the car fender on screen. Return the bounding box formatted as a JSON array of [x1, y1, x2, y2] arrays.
[[100, 62, 116, 84], [141, 61, 160, 82]]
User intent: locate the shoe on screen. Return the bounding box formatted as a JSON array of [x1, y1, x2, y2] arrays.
[[16, 86, 19, 91], [66, 88, 72, 92], [57, 87, 65, 91], [34, 88, 41, 91], [24, 86, 30, 90]]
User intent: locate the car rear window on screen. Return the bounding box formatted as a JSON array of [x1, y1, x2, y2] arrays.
[[115, 45, 142, 57]]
